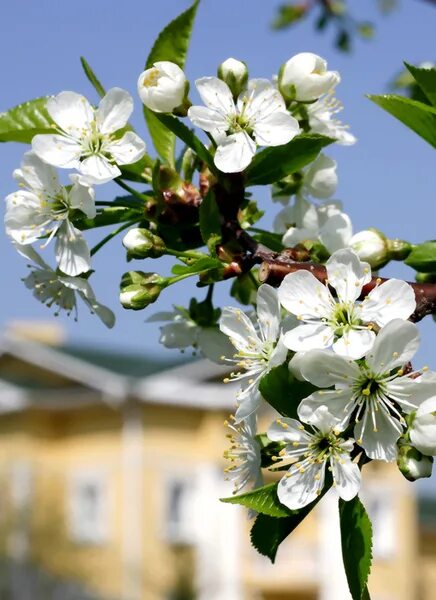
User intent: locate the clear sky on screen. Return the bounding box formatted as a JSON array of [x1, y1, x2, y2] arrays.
[[0, 0, 435, 356]]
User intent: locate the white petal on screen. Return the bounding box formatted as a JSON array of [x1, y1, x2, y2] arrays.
[[277, 461, 326, 510], [14, 151, 59, 195], [214, 131, 256, 173], [319, 211, 353, 254], [331, 455, 361, 501], [69, 176, 96, 218], [282, 226, 317, 247], [385, 372, 436, 413], [299, 348, 360, 387], [365, 319, 420, 375], [105, 131, 146, 165], [253, 111, 299, 147], [410, 396, 436, 455], [5, 191, 50, 244], [159, 320, 197, 349], [55, 221, 91, 276], [195, 77, 235, 114], [269, 336, 289, 368], [278, 270, 334, 320], [267, 417, 313, 445], [14, 243, 51, 269], [256, 284, 281, 342], [354, 408, 402, 461], [197, 327, 235, 364], [96, 88, 133, 134], [304, 154, 337, 199], [283, 322, 334, 352], [332, 328, 375, 360], [32, 134, 81, 169], [46, 91, 93, 136], [235, 385, 262, 422], [326, 248, 371, 303], [219, 307, 261, 353], [298, 388, 354, 426], [304, 404, 343, 434], [359, 279, 416, 327], [79, 155, 121, 184], [188, 106, 229, 132]]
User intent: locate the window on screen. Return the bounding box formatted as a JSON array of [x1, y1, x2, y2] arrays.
[[68, 469, 109, 545], [164, 475, 196, 544]]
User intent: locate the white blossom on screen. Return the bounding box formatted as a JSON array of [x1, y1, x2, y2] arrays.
[[409, 395, 436, 456], [297, 320, 436, 461], [16, 244, 115, 327], [279, 53, 340, 102], [307, 91, 356, 145], [278, 248, 416, 359], [137, 61, 187, 113], [224, 414, 262, 495], [32, 88, 146, 184], [219, 284, 288, 421], [349, 229, 388, 270], [268, 406, 360, 510], [5, 152, 94, 276], [188, 77, 299, 172]]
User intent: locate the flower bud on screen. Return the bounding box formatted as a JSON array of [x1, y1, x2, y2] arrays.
[[217, 58, 249, 98], [137, 61, 188, 113], [119, 271, 167, 310], [349, 228, 389, 270], [278, 52, 340, 102], [397, 444, 433, 482], [122, 228, 166, 260]]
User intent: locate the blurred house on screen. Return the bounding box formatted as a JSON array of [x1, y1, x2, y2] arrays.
[[0, 326, 433, 600]]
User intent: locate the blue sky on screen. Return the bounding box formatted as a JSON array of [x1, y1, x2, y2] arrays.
[[0, 0, 435, 359]]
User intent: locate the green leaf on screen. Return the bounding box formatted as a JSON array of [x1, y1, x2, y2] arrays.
[[0, 97, 54, 143], [405, 62, 436, 107], [155, 114, 218, 175], [80, 56, 106, 98], [221, 483, 292, 518], [245, 134, 333, 186], [143, 1, 199, 166], [120, 154, 155, 182], [405, 241, 436, 272], [230, 272, 258, 305], [339, 496, 373, 600], [251, 230, 284, 253], [171, 256, 222, 276], [199, 190, 222, 254], [368, 94, 436, 148], [259, 364, 316, 419], [271, 4, 307, 30], [75, 206, 143, 230]]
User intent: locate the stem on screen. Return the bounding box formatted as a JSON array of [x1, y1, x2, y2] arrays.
[[165, 249, 205, 260], [205, 283, 214, 302], [115, 178, 149, 202], [90, 219, 139, 256]]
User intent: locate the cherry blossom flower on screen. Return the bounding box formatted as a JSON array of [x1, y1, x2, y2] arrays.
[[224, 414, 262, 495], [137, 61, 187, 113], [32, 88, 146, 183], [278, 248, 415, 359], [5, 152, 94, 276], [268, 406, 360, 509], [188, 77, 299, 172], [279, 52, 340, 102], [307, 91, 356, 145], [409, 395, 436, 456], [296, 320, 436, 461]]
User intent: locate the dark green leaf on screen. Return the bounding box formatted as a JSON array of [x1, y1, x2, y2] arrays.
[[336, 29, 351, 52], [0, 97, 54, 143], [259, 364, 316, 419], [171, 257, 222, 276], [199, 190, 222, 254], [230, 272, 258, 305], [339, 496, 373, 600], [405, 241, 436, 272], [405, 62, 436, 107], [368, 94, 436, 148], [251, 230, 284, 253], [245, 134, 333, 186], [80, 57, 106, 98], [221, 483, 292, 518], [143, 1, 199, 165]]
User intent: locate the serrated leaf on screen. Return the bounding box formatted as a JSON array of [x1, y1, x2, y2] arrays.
[[80, 56, 106, 98], [339, 496, 373, 600], [405, 62, 436, 107], [143, 1, 199, 166], [221, 483, 292, 517], [245, 134, 334, 186], [0, 97, 54, 143], [405, 240, 436, 272], [368, 94, 436, 148], [199, 190, 222, 253], [259, 364, 316, 419], [171, 257, 222, 276]]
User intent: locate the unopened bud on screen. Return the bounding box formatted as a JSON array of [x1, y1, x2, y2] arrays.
[[349, 228, 389, 270], [119, 271, 167, 310], [123, 228, 166, 260], [218, 58, 249, 98], [278, 52, 340, 103], [397, 444, 433, 482], [137, 61, 189, 114]]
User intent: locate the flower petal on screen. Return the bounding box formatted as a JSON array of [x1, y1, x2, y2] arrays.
[[267, 417, 313, 445], [197, 327, 235, 364], [159, 320, 197, 349], [69, 175, 96, 218], [235, 385, 262, 422], [354, 407, 402, 461], [195, 77, 235, 115], [298, 388, 354, 427], [331, 455, 361, 501], [96, 88, 133, 134], [298, 348, 360, 387], [410, 396, 436, 456], [219, 307, 261, 353], [332, 328, 375, 360], [55, 221, 91, 276], [105, 131, 146, 166], [386, 371, 436, 414], [326, 248, 371, 303], [365, 319, 420, 375], [188, 106, 229, 132], [359, 279, 416, 327], [214, 131, 256, 173], [79, 155, 121, 184], [319, 211, 352, 254], [283, 322, 334, 352], [253, 111, 299, 147], [277, 460, 326, 510], [13, 151, 59, 195], [278, 270, 334, 320], [32, 134, 81, 169], [5, 191, 51, 244], [256, 284, 281, 343], [46, 91, 93, 136]]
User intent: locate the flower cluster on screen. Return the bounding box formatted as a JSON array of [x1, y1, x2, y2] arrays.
[[219, 249, 436, 509]]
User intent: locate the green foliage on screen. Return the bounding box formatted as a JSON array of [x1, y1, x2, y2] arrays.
[[143, 1, 199, 166], [339, 497, 373, 600], [405, 63, 436, 107], [259, 364, 316, 419], [221, 483, 292, 518], [368, 94, 436, 148], [251, 230, 284, 253], [80, 57, 106, 98], [230, 272, 258, 305], [272, 4, 307, 30], [245, 134, 333, 186], [405, 241, 436, 272], [76, 206, 143, 230], [171, 257, 223, 276], [120, 154, 155, 182], [199, 190, 222, 254], [0, 97, 54, 143]]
